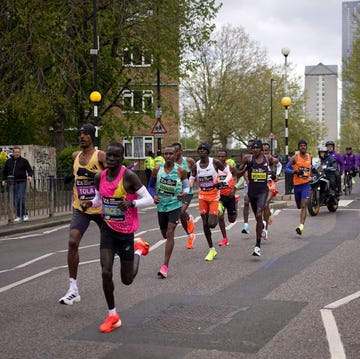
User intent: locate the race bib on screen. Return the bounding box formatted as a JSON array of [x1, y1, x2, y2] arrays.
[[199, 175, 215, 191], [76, 179, 96, 200], [159, 178, 177, 196], [102, 197, 125, 221]]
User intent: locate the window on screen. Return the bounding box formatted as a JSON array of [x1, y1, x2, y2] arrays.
[[122, 90, 153, 113], [123, 47, 152, 67], [123, 136, 154, 158]]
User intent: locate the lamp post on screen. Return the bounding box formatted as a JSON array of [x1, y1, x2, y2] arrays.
[[90, 0, 100, 148], [281, 47, 292, 194], [270, 78, 275, 156]]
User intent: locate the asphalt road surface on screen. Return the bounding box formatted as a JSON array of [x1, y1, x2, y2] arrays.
[[1, 180, 360, 358]]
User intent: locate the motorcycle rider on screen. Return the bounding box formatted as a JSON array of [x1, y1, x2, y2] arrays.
[[342, 146, 357, 180], [325, 140, 344, 195], [316, 146, 338, 197]]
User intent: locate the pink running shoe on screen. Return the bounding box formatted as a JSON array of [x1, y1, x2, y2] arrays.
[[158, 264, 168, 278]]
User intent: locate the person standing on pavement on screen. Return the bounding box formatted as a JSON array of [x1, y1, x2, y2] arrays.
[[189, 143, 230, 261], [238, 140, 276, 256], [1, 146, 33, 222], [59, 124, 107, 305], [148, 145, 189, 278], [172, 142, 196, 249], [285, 140, 312, 236], [154, 150, 165, 166], [216, 149, 238, 247], [81, 142, 153, 333], [144, 150, 155, 185]]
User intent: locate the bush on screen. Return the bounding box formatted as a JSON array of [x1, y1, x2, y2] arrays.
[[57, 146, 79, 176]]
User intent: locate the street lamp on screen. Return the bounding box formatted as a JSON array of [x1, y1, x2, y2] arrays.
[[270, 78, 276, 156], [90, 0, 100, 148], [281, 47, 292, 194]]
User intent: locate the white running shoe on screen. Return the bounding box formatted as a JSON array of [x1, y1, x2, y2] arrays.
[[261, 220, 268, 240], [23, 215, 29, 221], [14, 217, 21, 223], [59, 289, 81, 305], [252, 246, 261, 256]]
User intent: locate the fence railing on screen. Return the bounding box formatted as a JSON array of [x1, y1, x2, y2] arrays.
[[0, 176, 73, 225]]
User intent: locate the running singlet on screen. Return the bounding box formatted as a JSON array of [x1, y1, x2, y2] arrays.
[[196, 157, 220, 201], [99, 166, 139, 233], [156, 164, 183, 212], [73, 151, 103, 214], [247, 155, 269, 195], [219, 165, 235, 196], [293, 153, 311, 186], [179, 157, 193, 194]]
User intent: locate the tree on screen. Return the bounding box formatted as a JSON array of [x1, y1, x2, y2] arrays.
[[181, 24, 323, 154], [341, 26, 360, 153], [0, 0, 220, 151]]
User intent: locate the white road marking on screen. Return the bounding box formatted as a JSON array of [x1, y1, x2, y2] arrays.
[[321, 290, 360, 359]]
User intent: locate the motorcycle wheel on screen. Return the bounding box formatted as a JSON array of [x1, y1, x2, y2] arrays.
[[307, 190, 320, 216], [327, 198, 338, 212]]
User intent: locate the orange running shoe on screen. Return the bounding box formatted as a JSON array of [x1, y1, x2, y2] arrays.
[[99, 313, 121, 333], [134, 238, 150, 256], [187, 234, 195, 249], [187, 214, 195, 234], [218, 237, 229, 246]]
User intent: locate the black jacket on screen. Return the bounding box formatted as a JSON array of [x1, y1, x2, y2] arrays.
[[2, 156, 33, 182]]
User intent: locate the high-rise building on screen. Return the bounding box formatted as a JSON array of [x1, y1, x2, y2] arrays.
[[305, 63, 338, 142], [342, 1, 360, 60]]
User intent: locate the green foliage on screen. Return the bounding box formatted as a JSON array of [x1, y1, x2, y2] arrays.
[[57, 147, 79, 176], [0, 0, 220, 152], [341, 24, 360, 153], [181, 25, 324, 155]]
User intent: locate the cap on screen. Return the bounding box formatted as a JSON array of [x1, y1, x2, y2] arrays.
[[197, 142, 211, 153], [298, 139, 307, 148], [251, 140, 263, 149], [78, 124, 96, 142]]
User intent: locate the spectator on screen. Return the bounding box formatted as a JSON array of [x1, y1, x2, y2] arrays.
[[1, 146, 33, 222]]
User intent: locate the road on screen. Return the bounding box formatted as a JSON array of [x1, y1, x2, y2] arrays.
[[1, 181, 360, 359]]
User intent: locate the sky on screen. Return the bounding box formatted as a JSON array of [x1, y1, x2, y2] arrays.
[[215, 0, 343, 81]]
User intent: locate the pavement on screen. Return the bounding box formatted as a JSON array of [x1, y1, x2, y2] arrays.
[[0, 194, 293, 238]]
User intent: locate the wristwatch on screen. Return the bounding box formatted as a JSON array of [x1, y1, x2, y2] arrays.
[[130, 200, 136, 208]]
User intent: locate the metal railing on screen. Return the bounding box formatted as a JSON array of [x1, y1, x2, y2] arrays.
[[0, 175, 73, 225]]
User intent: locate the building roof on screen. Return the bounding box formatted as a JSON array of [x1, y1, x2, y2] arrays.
[[304, 63, 338, 76]]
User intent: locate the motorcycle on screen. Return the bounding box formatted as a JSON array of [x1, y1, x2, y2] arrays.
[[307, 168, 339, 216]]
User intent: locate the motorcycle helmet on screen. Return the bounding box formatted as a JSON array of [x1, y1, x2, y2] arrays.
[[325, 140, 335, 149], [318, 146, 328, 157]]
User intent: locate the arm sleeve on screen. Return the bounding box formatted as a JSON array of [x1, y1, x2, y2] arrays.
[[222, 166, 233, 184], [147, 176, 156, 197], [275, 161, 282, 176], [182, 178, 190, 194], [285, 161, 295, 175], [90, 189, 102, 208], [133, 185, 153, 208]]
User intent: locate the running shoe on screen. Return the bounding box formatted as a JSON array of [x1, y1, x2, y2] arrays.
[[252, 246, 261, 256], [134, 238, 150, 256], [23, 214, 29, 221], [59, 289, 81, 305], [218, 202, 224, 216], [158, 264, 168, 278], [296, 225, 304, 235], [269, 208, 274, 225], [14, 217, 21, 223], [99, 313, 121, 333], [261, 221, 268, 240], [218, 237, 229, 246], [187, 233, 195, 249], [187, 214, 195, 234], [241, 224, 250, 234], [204, 249, 217, 261]]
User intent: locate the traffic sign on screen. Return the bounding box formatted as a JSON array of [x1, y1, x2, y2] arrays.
[[151, 118, 167, 135]]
